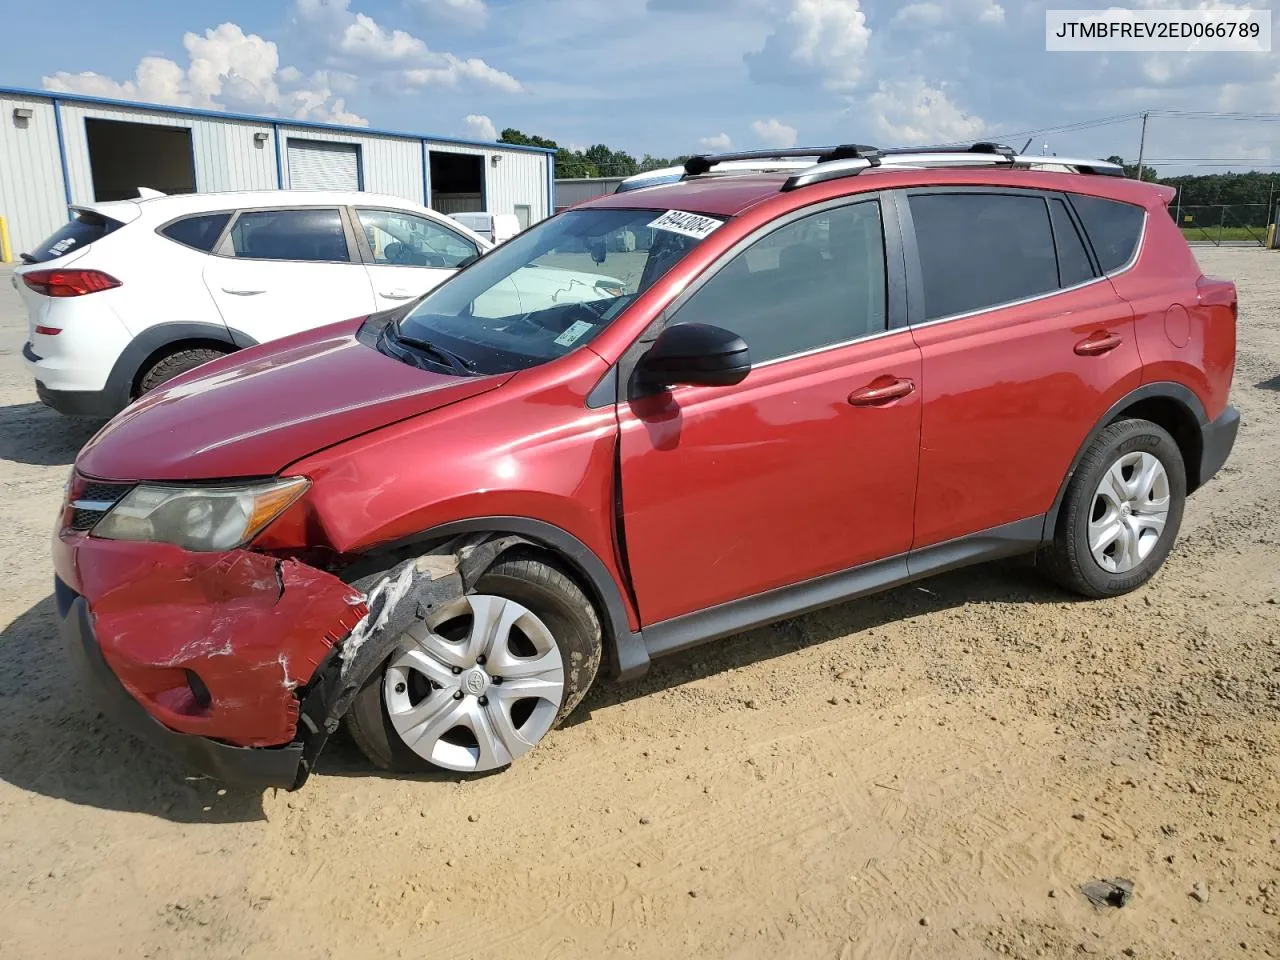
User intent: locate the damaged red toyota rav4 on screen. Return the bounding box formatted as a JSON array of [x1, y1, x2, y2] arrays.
[[55, 144, 1239, 790]]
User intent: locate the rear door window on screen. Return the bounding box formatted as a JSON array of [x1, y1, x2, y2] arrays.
[[160, 212, 231, 252], [27, 211, 123, 263], [908, 192, 1059, 321], [227, 209, 351, 263], [1069, 194, 1146, 273]]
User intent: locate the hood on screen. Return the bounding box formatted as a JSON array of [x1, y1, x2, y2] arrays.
[[76, 319, 513, 482]]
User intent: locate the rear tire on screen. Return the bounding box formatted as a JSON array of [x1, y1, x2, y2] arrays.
[[346, 553, 602, 775], [1042, 418, 1186, 598], [136, 346, 229, 395]]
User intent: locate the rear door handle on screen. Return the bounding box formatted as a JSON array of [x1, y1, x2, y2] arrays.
[[222, 288, 265, 297], [380, 289, 416, 300], [848, 378, 915, 407], [1075, 331, 1123, 356]]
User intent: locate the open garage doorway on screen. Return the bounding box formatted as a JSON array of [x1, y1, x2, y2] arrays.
[[85, 118, 196, 201], [430, 151, 485, 214]]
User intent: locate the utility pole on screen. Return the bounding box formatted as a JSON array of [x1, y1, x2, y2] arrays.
[[1136, 111, 1149, 181]]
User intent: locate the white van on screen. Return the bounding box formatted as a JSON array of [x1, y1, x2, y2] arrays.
[[449, 212, 521, 245]]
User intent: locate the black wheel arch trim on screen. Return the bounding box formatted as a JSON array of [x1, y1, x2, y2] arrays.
[[1042, 381, 1209, 541], [105, 321, 257, 408], [344, 516, 649, 682]]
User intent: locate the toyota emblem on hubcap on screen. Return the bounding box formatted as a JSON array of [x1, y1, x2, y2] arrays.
[[465, 670, 487, 696]]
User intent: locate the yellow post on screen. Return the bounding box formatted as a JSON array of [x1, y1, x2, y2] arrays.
[[0, 216, 11, 264], [1268, 223, 1277, 250]]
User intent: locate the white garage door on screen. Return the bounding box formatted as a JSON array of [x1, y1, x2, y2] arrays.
[[288, 140, 361, 191]]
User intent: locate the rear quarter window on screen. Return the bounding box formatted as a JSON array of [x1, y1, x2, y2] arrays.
[[160, 212, 231, 252], [27, 211, 123, 263], [1068, 194, 1146, 273]]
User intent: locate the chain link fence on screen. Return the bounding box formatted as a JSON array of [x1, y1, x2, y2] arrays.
[[1168, 202, 1277, 247]]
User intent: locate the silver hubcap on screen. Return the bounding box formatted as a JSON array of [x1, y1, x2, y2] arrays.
[[1088, 451, 1171, 574], [383, 594, 565, 772]]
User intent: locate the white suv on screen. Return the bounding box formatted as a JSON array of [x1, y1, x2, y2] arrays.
[[17, 190, 529, 417]]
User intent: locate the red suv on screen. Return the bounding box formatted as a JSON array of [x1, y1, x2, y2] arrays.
[[53, 144, 1239, 790]]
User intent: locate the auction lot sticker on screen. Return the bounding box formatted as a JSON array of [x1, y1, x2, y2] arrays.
[[648, 210, 723, 241]]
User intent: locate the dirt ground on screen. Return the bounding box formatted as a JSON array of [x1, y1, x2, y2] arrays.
[[0, 248, 1276, 960]]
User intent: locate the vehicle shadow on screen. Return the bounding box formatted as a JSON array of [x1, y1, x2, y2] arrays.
[[575, 557, 1079, 717], [0, 596, 270, 823], [0, 558, 1078, 819], [0, 402, 102, 467], [1255, 375, 1280, 392]]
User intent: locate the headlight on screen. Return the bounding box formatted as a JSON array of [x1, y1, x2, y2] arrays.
[[93, 478, 310, 552]]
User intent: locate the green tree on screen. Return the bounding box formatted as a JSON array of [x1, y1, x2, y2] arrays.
[[1105, 155, 1158, 182]]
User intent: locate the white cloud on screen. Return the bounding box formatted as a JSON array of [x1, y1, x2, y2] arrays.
[[892, 0, 1003, 29], [464, 113, 497, 140], [751, 118, 798, 148], [339, 12, 428, 62], [295, 0, 520, 92], [414, 0, 489, 29], [699, 132, 733, 150], [403, 55, 521, 92], [866, 79, 984, 145], [747, 0, 871, 90], [43, 22, 367, 125]]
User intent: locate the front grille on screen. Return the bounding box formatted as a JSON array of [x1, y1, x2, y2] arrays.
[[69, 481, 133, 532], [79, 481, 133, 504]]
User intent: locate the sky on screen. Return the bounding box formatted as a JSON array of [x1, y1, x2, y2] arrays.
[[2, 0, 1278, 175]]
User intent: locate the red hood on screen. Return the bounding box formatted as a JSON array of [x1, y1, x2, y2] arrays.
[[76, 320, 512, 481]]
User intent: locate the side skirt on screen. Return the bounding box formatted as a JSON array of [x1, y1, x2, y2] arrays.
[[641, 515, 1046, 661]]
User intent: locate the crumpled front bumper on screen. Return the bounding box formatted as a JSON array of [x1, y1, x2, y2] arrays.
[[57, 578, 314, 790], [56, 533, 369, 790]]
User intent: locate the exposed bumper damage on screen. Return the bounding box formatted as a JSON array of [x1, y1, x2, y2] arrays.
[[59, 534, 527, 790]]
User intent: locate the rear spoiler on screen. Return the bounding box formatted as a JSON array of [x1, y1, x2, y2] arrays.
[[68, 201, 143, 225]]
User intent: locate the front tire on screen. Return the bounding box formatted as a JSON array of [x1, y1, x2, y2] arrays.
[[137, 346, 229, 396], [346, 553, 602, 775], [1042, 418, 1186, 598]]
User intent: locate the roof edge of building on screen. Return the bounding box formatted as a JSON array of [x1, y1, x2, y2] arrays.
[[0, 85, 558, 156]]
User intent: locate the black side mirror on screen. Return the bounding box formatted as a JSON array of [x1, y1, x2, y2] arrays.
[[635, 323, 751, 390]]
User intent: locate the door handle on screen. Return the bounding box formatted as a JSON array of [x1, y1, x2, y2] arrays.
[[848, 378, 915, 407], [1075, 331, 1123, 356], [380, 290, 415, 300], [221, 288, 265, 297]]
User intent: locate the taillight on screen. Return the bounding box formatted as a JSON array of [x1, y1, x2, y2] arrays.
[[22, 269, 121, 297]]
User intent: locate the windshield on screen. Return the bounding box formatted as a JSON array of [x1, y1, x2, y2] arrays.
[[388, 207, 724, 375]]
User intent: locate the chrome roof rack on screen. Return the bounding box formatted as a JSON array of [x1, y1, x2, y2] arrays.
[[615, 143, 1125, 197]]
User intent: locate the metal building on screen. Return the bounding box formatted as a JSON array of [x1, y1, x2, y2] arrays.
[[0, 86, 555, 259], [554, 176, 626, 213]]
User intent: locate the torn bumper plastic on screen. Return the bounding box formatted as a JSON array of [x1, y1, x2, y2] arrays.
[[57, 531, 479, 791], [56, 534, 370, 789], [58, 577, 312, 791]]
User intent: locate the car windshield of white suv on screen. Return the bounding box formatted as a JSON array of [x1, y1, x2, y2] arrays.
[[384, 208, 724, 375]]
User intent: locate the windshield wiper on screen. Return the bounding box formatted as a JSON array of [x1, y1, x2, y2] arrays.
[[390, 320, 478, 376]]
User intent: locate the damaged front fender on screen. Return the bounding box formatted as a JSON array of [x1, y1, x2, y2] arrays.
[[73, 534, 527, 790]]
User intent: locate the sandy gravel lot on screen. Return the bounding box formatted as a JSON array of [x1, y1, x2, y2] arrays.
[[0, 248, 1276, 960]]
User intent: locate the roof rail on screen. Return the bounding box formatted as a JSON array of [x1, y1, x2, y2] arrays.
[[618, 143, 1126, 197], [683, 144, 882, 177]]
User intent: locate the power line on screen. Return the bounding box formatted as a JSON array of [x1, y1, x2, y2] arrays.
[[926, 113, 1143, 149], [1150, 110, 1280, 122]]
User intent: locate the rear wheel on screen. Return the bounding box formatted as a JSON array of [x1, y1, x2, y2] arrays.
[[1042, 418, 1186, 598], [346, 554, 602, 774], [136, 346, 229, 396]]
